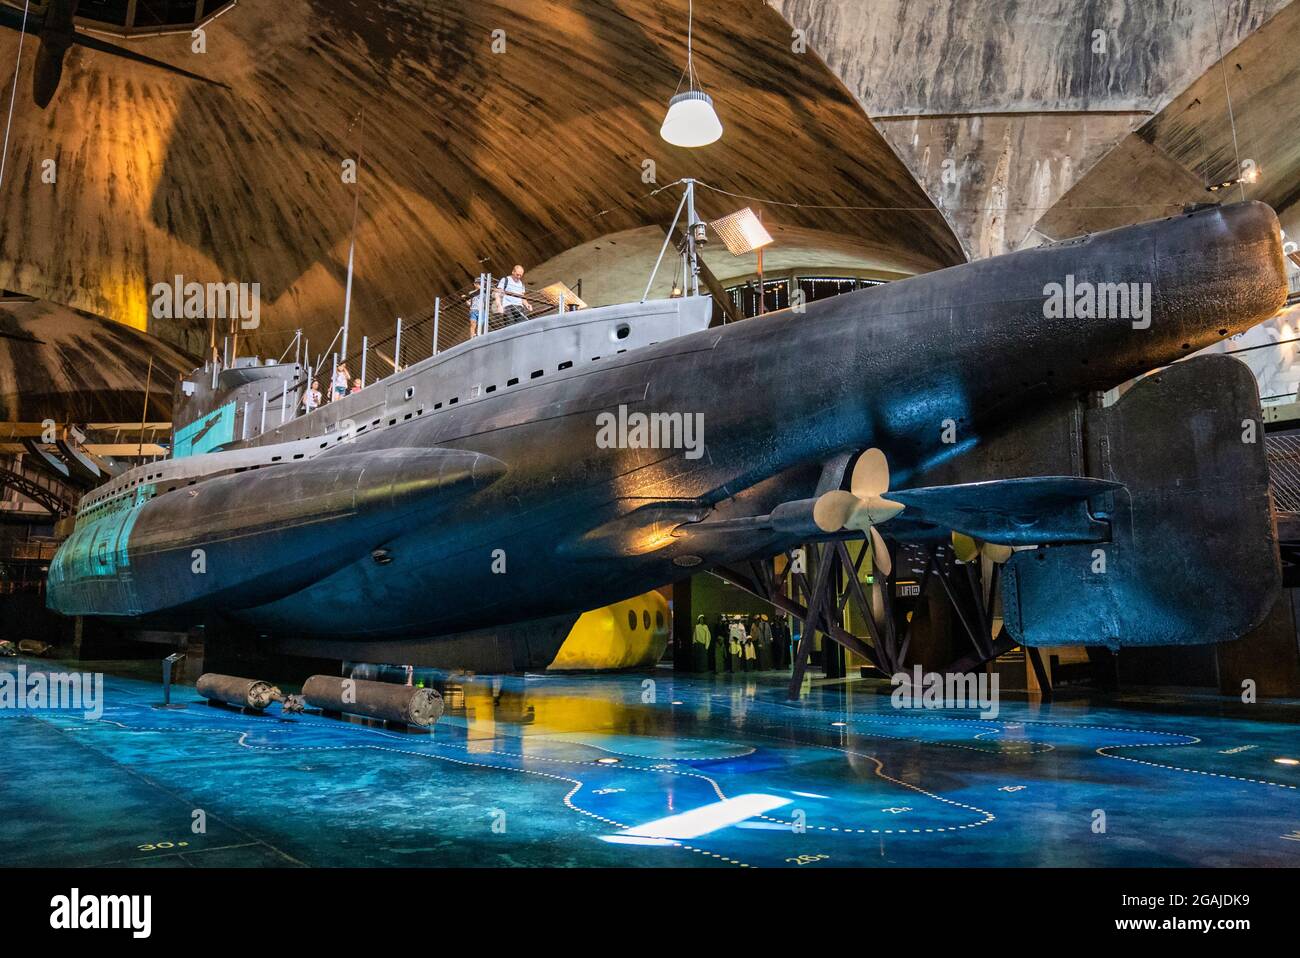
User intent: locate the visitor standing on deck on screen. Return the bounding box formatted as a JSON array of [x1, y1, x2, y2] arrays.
[[333, 362, 351, 401], [494, 265, 531, 327], [302, 378, 322, 413], [468, 277, 487, 338]]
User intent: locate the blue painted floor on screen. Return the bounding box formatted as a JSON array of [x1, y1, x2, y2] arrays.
[[2, 657, 1299, 867]]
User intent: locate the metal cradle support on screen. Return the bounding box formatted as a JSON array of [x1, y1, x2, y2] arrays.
[[711, 535, 1051, 700]]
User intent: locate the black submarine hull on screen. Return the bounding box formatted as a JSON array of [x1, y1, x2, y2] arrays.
[[48, 202, 1290, 659]]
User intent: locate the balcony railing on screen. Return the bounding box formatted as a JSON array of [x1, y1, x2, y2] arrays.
[[344, 275, 580, 390], [265, 274, 584, 419]]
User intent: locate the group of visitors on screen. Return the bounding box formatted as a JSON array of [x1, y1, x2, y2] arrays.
[[300, 361, 362, 413], [299, 263, 537, 416], [690, 613, 794, 674]]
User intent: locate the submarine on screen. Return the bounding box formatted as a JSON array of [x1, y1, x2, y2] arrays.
[[46, 200, 1291, 670]]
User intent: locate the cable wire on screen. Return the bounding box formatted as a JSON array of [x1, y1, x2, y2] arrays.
[[1209, 0, 1247, 201]]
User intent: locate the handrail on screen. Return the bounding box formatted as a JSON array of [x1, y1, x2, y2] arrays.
[[355, 276, 578, 388], [238, 275, 586, 425]]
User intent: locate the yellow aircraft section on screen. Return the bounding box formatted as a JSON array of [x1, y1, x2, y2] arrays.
[[547, 591, 670, 671]]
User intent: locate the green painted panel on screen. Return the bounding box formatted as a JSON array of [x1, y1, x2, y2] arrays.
[[173, 401, 235, 459], [49, 489, 150, 585]]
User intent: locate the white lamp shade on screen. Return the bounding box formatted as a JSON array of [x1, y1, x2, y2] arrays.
[[660, 90, 723, 147]]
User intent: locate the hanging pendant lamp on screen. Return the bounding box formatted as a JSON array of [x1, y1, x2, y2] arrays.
[[660, 0, 722, 147]]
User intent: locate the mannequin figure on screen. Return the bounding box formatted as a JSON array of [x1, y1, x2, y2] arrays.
[[768, 617, 783, 669], [754, 614, 773, 670], [728, 618, 746, 672], [691, 614, 711, 673]]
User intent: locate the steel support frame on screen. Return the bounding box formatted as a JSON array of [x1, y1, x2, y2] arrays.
[[711, 535, 1053, 699], [929, 545, 1050, 696], [711, 536, 898, 700], [0, 456, 79, 517]]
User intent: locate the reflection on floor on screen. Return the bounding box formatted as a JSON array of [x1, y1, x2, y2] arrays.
[[2, 657, 1299, 867]]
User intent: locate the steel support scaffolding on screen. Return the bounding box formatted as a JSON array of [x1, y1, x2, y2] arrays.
[[711, 535, 1048, 700]]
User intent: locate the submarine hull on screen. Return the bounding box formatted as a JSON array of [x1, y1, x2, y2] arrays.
[[47, 202, 1290, 653]]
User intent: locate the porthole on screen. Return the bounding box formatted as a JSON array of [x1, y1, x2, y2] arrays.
[[485, 385, 497, 393], [507, 377, 519, 387], [530, 369, 543, 379], [643, 610, 651, 631], [627, 610, 637, 631], [558, 360, 572, 370], [404, 386, 415, 400], [655, 611, 664, 630], [614, 323, 631, 340]]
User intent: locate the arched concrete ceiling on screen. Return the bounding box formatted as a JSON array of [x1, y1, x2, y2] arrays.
[[1035, 2, 1300, 405], [0, 0, 963, 358], [770, 0, 1296, 257], [1038, 0, 1300, 240], [0, 296, 194, 423]]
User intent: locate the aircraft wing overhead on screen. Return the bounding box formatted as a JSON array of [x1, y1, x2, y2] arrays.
[[887, 476, 1123, 545]]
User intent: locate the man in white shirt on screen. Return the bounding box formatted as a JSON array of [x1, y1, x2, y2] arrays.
[[494, 264, 531, 327]]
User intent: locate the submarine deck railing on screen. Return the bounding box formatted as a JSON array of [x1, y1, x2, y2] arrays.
[[260, 275, 583, 422], [353, 278, 578, 389]]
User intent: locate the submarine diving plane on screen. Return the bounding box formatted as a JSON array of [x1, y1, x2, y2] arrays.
[[47, 201, 1291, 670]]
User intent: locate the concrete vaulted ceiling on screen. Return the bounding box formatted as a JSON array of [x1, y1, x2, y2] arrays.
[[772, 0, 1300, 257], [1039, 0, 1300, 240], [0, 296, 193, 423], [0, 0, 964, 359]]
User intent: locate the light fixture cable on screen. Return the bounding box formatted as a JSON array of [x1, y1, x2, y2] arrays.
[[1209, 0, 1246, 200], [687, 0, 696, 89]]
